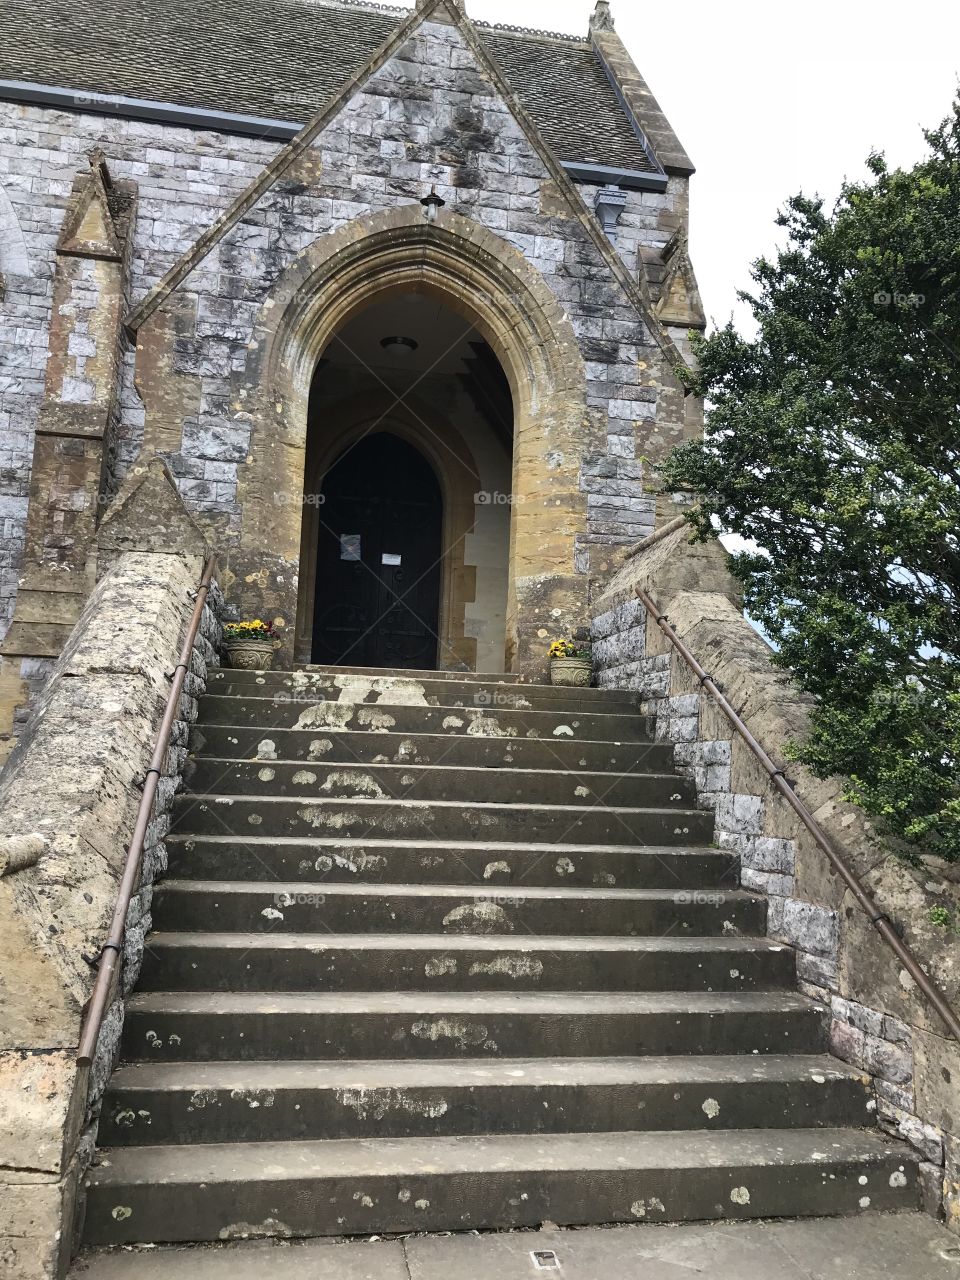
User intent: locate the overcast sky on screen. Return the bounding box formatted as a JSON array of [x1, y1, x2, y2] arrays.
[[465, 0, 960, 332]]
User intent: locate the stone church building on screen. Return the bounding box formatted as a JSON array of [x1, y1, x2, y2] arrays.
[[0, 0, 705, 751], [1, 3, 957, 1278]]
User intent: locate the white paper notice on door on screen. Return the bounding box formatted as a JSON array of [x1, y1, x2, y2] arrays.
[[382, 552, 402, 566], [340, 534, 361, 561]]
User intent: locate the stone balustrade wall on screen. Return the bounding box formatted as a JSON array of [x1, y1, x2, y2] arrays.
[[592, 524, 960, 1233]]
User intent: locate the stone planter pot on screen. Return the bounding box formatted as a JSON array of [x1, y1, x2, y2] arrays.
[[223, 638, 275, 670], [550, 657, 592, 687]]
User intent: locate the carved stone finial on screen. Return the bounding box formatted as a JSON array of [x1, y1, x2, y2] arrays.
[[57, 154, 123, 260], [590, 1, 615, 32], [655, 231, 706, 329], [87, 146, 111, 184]]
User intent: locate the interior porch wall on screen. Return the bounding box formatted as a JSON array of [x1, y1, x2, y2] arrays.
[[461, 405, 511, 673]]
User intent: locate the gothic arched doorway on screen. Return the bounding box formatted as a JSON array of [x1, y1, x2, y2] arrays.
[[312, 433, 443, 669], [298, 286, 515, 672], [238, 207, 592, 676]]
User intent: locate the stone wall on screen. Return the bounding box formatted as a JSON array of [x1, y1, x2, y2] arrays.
[[0, 549, 222, 1279], [0, 112, 277, 641], [0, 11, 700, 654], [592, 523, 960, 1233]]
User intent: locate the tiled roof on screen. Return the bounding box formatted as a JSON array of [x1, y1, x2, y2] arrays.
[[482, 29, 654, 172], [0, 0, 657, 173]]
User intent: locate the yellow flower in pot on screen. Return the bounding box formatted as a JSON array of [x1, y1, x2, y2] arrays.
[[548, 637, 592, 687], [222, 619, 276, 671]]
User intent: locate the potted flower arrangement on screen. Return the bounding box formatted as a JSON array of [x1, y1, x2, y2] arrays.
[[548, 636, 593, 687], [222, 619, 276, 670]]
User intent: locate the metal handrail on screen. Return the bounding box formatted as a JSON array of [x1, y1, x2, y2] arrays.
[[78, 556, 217, 1067], [636, 584, 960, 1042]]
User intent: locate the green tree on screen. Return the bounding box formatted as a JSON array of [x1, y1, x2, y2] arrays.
[[663, 98, 960, 862]]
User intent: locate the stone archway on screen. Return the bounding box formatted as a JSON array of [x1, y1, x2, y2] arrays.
[[232, 204, 593, 675]]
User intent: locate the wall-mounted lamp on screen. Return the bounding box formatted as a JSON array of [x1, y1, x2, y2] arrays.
[[380, 336, 419, 356], [420, 186, 446, 224]]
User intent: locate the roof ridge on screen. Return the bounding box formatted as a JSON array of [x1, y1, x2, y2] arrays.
[[314, 1, 590, 44], [475, 19, 589, 44], [304, 0, 409, 16]]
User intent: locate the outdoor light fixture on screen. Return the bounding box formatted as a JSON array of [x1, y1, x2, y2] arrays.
[[420, 185, 446, 223], [380, 336, 419, 355]]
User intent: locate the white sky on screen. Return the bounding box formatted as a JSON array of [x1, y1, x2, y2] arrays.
[[465, 0, 960, 332]]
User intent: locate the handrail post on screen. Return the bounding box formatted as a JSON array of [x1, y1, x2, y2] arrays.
[[635, 584, 960, 1043], [77, 555, 217, 1067]]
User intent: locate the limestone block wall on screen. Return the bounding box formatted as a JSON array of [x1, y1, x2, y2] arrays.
[[592, 524, 960, 1233], [0, 12, 700, 645], [0, 113, 279, 639], [0, 550, 222, 1279], [0, 173, 50, 635]]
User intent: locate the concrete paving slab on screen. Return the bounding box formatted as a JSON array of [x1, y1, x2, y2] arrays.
[[70, 1214, 960, 1279], [767, 1213, 960, 1278], [405, 1222, 807, 1280], [403, 1214, 960, 1280], [68, 1237, 408, 1279]]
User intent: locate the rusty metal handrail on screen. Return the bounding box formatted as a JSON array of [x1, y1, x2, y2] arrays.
[[78, 556, 217, 1066], [636, 584, 960, 1042]]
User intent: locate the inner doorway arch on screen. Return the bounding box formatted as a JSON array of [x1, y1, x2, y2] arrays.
[[312, 433, 443, 669]]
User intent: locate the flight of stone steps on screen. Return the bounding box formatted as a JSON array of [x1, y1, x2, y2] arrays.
[[80, 666, 919, 1246]]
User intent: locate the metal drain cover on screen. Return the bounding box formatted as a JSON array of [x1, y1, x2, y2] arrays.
[[531, 1251, 561, 1270]]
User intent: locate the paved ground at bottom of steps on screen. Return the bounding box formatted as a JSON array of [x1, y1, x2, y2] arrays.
[[69, 1213, 958, 1279]]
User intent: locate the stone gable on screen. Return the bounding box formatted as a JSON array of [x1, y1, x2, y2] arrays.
[[128, 17, 681, 561], [0, 6, 702, 664]]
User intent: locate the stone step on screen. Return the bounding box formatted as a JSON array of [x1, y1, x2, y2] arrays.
[[98, 1054, 873, 1147], [195, 695, 652, 741], [151, 880, 765, 937], [207, 668, 632, 711], [81, 1127, 919, 1245], [188, 725, 672, 774], [120, 991, 826, 1061], [165, 836, 738, 890], [273, 663, 527, 684], [137, 932, 794, 993], [170, 795, 715, 846], [183, 759, 697, 809]]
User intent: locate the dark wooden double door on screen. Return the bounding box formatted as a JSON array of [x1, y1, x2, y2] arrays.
[[312, 433, 443, 670]]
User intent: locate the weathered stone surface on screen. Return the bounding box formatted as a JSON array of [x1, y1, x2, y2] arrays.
[[914, 1029, 960, 1137], [0, 553, 200, 1045], [0, 8, 702, 677], [839, 855, 960, 1038], [0, 153, 137, 760], [0, 1155, 80, 1280], [946, 1134, 960, 1233], [0, 1053, 82, 1176], [96, 456, 209, 569], [0, 834, 46, 876], [592, 526, 960, 1228], [0, 548, 222, 1276]]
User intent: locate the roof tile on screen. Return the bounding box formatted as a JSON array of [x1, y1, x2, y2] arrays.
[[0, 0, 655, 172]]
